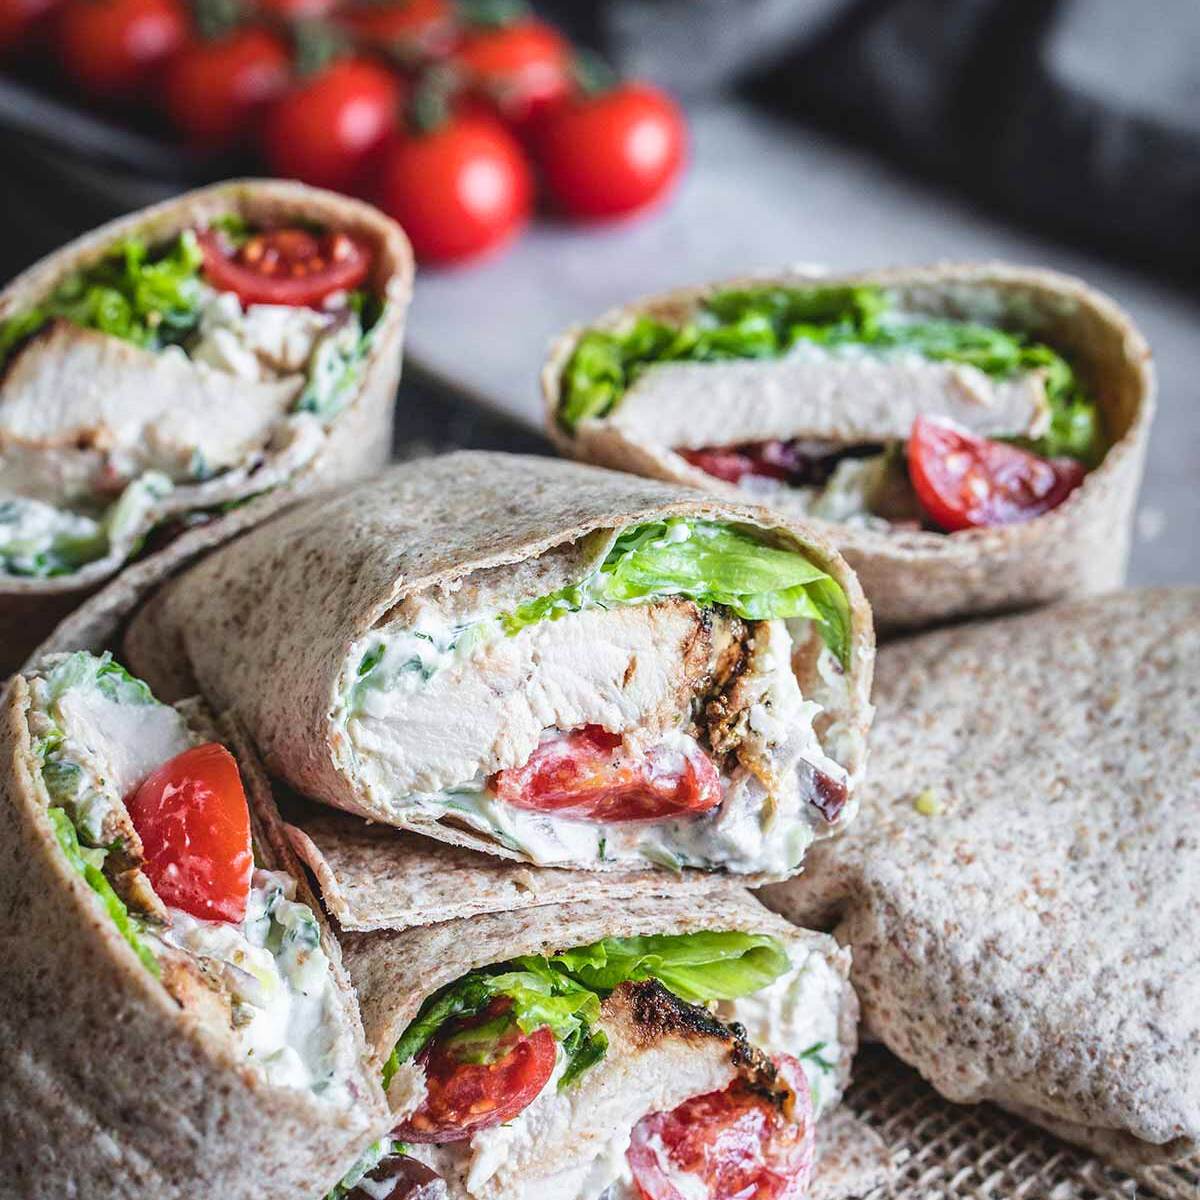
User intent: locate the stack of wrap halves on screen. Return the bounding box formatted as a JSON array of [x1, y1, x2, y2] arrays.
[[2, 198, 1191, 1200]]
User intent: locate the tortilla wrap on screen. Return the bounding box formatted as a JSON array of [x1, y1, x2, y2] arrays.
[[122, 451, 875, 879], [339, 875, 880, 1200], [0, 676, 392, 1199], [543, 263, 1153, 633], [759, 587, 1200, 1166], [0, 178, 414, 674]]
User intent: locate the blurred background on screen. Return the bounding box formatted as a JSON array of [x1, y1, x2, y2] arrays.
[[2, 0, 1196, 581]]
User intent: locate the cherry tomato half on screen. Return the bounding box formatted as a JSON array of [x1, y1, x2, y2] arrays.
[[374, 113, 531, 265], [397, 998, 557, 1144], [126, 743, 253, 924], [261, 58, 402, 193], [163, 27, 289, 149], [536, 82, 686, 222], [452, 17, 571, 131], [197, 226, 372, 307], [628, 1055, 815, 1200], [490, 725, 722, 823], [338, 0, 457, 61], [56, 0, 189, 100], [907, 414, 1087, 532]]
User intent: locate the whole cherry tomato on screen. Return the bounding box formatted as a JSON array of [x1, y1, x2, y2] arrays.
[[452, 16, 571, 131], [55, 0, 189, 100], [396, 998, 557, 1143], [536, 82, 686, 221], [374, 110, 532, 265], [162, 26, 289, 149], [196, 226, 373, 306], [907, 414, 1087, 532], [126, 743, 253, 924], [261, 57, 403, 193], [0, 0, 61, 53], [338, 0, 457, 62]]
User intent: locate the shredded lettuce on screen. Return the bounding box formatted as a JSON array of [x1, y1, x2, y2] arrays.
[[0, 232, 205, 371], [47, 807, 159, 977], [501, 518, 852, 668], [296, 292, 384, 422], [384, 930, 789, 1095], [558, 284, 1102, 464]]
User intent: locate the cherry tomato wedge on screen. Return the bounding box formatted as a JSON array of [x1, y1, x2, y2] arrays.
[[126, 743, 253, 924], [261, 58, 402, 193], [490, 726, 721, 823], [907, 415, 1087, 532], [55, 0, 189, 100], [196, 227, 372, 308], [397, 998, 556, 1144], [535, 82, 687, 222], [374, 114, 532, 266], [452, 17, 572, 130], [163, 27, 289, 149], [628, 1055, 815, 1200]]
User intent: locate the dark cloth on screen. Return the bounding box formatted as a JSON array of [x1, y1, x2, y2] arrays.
[[539, 0, 1200, 282]]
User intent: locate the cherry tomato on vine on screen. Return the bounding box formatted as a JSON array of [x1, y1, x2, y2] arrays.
[[253, 0, 337, 19], [126, 743, 253, 924], [374, 110, 532, 265], [452, 17, 571, 131], [55, 0, 189, 99], [338, 0, 457, 61], [536, 82, 687, 221], [907, 415, 1087, 531], [163, 27, 289, 149], [261, 58, 403, 193]]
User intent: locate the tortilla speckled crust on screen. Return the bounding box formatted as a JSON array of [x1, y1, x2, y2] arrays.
[[0, 684, 392, 1199], [543, 263, 1154, 634], [122, 451, 875, 878], [0, 179, 414, 675], [760, 588, 1200, 1165]]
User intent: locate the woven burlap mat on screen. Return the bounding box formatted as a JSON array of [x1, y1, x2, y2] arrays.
[[843, 1046, 1200, 1199]]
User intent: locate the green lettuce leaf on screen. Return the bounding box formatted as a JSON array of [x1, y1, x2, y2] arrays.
[[0, 231, 205, 371], [500, 519, 852, 667], [557, 283, 1102, 464], [385, 930, 789, 1094], [47, 807, 159, 977]]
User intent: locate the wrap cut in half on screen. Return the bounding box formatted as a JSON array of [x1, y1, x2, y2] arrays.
[[0, 652, 393, 1200], [760, 587, 1200, 1167], [543, 263, 1154, 632], [124, 451, 876, 881], [0, 179, 414, 673], [286, 805, 889, 1200]]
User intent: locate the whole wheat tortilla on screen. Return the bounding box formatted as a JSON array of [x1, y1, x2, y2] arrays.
[[0, 178, 414, 675], [543, 263, 1154, 634], [122, 451, 875, 876], [0, 680, 393, 1199], [759, 587, 1200, 1166]]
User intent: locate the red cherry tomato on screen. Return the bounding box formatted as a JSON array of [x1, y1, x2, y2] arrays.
[[536, 82, 686, 222], [0, 0, 61, 53], [490, 725, 722, 823], [628, 1055, 815, 1200], [253, 0, 337, 18], [197, 227, 372, 307], [55, 0, 189, 99], [126, 743, 253, 924], [452, 17, 571, 131], [907, 414, 1087, 532], [162, 27, 289, 149], [397, 998, 557, 1144], [338, 0, 457, 60], [374, 113, 531, 265], [262, 58, 402, 193]]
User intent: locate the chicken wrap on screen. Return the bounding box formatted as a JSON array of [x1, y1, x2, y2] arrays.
[[123, 452, 875, 879], [0, 179, 413, 672], [544, 264, 1153, 631], [319, 857, 882, 1200], [0, 651, 393, 1199], [760, 587, 1200, 1166]]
